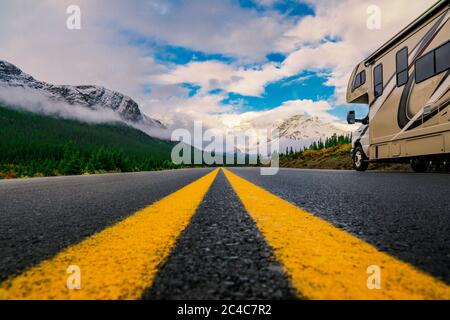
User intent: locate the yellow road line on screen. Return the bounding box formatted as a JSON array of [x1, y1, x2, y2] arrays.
[[0, 169, 219, 300], [223, 169, 450, 300]]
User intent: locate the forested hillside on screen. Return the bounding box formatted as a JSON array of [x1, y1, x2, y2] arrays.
[[0, 105, 178, 179]]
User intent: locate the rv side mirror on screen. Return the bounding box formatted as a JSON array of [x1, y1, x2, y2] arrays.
[[347, 111, 356, 124]]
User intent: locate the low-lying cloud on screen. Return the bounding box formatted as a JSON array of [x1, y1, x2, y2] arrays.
[[0, 86, 171, 141], [0, 87, 124, 123]]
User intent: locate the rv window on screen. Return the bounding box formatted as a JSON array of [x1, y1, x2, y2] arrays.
[[397, 70, 408, 87], [353, 73, 360, 90], [361, 70, 366, 85], [396, 47, 408, 86], [435, 41, 450, 74], [352, 70, 366, 91], [373, 64, 383, 98], [415, 51, 435, 83]]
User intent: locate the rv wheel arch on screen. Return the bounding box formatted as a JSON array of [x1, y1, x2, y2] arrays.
[[410, 158, 430, 173]]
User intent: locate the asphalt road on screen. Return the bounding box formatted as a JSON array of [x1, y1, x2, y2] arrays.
[[230, 168, 450, 284], [144, 171, 297, 300], [0, 168, 448, 299], [0, 169, 212, 282]]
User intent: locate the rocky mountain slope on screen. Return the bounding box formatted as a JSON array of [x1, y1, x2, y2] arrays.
[[275, 114, 349, 151], [0, 60, 165, 128], [227, 113, 350, 153]]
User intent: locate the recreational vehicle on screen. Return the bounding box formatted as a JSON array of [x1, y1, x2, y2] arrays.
[[346, 0, 450, 172]]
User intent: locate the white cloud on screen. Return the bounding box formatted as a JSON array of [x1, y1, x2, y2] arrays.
[[0, 86, 172, 140], [255, 0, 279, 7], [143, 92, 352, 134], [279, 0, 437, 102], [219, 99, 339, 129], [0, 0, 438, 137], [153, 41, 355, 98], [141, 91, 233, 130], [152, 0, 436, 103], [0, 0, 165, 100], [0, 86, 123, 124], [77, 0, 292, 62]]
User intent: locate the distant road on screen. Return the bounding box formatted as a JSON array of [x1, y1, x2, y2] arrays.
[[0, 168, 449, 299]]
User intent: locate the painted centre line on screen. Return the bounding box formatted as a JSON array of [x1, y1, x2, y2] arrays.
[[0, 169, 219, 300], [223, 169, 450, 300]]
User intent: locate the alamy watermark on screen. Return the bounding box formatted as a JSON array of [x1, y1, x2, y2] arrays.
[[366, 5, 382, 30], [366, 265, 381, 290], [66, 265, 81, 290], [171, 121, 280, 175], [66, 5, 81, 30]]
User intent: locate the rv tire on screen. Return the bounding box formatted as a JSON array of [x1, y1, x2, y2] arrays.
[[353, 145, 368, 171]]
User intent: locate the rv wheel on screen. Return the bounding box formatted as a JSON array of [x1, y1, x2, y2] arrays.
[[353, 146, 368, 171], [410, 159, 429, 173]]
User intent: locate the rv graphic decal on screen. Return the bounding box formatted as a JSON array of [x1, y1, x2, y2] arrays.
[[398, 9, 449, 130]]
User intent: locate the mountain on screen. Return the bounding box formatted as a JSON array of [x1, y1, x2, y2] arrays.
[[275, 114, 349, 151], [226, 113, 350, 154], [0, 60, 165, 129], [0, 60, 350, 157]]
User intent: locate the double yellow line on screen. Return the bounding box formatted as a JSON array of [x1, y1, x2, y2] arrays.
[[0, 169, 219, 300], [1, 168, 449, 300], [223, 169, 450, 300]]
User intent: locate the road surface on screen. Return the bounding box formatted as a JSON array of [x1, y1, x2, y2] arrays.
[[0, 168, 449, 300]]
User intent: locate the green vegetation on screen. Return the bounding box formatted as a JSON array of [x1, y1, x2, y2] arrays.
[[280, 134, 354, 169], [0, 105, 179, 179], [280, 141, 355, 170], [281, 134, 352, 160]]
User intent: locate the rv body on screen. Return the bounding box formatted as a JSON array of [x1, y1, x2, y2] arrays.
[[346, 0, 450, 172]]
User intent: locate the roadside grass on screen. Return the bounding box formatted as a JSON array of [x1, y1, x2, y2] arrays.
[[280, 144, 355, 170]]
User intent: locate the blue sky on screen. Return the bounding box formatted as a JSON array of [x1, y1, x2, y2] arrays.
[[148, 1, 341, 112], [221, 72, 334, 110], [108, 0, 347, 116], [239, 0, 315, 17], [127, 0, 372, 122], [150, 38, 345, 114], [1, 0, 435, 128]]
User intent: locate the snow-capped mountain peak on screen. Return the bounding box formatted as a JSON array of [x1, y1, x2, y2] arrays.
[[277, 114, 347, 140], [274, 114, 349, 151], [0, 60, 165, 128], [223, 112, 350, 154]]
